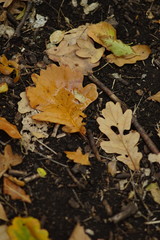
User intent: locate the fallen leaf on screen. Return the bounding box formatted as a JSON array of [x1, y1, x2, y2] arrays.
[[26, 64, 98, 134], [0, 145, 22, 178], [106, 45, 151, 66], [107, 159, 117, 176], [148, 153, 160, 163], [7, 216, 50, 240], [3, 177, 31, 203], [146, 182, 160, 205], [69, 223, 91, 240], [0, 55, 20, 82], [0, 82, 8, 93], [0, 117, 21, 138], [87, 21, 117, 46], [49, 30, 65, 44], [0, 225, 10, 240], [65, 147, 90, 165], [0, 0, 14, 8], [76, 39, 105, 63], [147, 91, 160, 102], [97, 101, 142, 171], [0, 203, 8, 221]]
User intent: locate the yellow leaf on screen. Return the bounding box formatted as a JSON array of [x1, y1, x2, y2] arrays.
[[97, 102, 142, 171], [0, 145, 22, 178], [106, 45, 151, 66], [37, 168, 47, 178], [146, 182, 160, 205], [69, 223, 91, 240], [65, 147, 90, 165], [147, 91, 160, 102], [7, 217, 50, 240], [3, 177, 31, 203], [0, 117, 21, 138], [26, 64, 98, 134], [0, 82, 8, 93]]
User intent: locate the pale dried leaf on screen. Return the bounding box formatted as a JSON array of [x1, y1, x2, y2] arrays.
[[65, 147, 90, 165], [97, 102, 142, 170], [108, 159, 117, 176], [18, 91, 33, 114], [49, 30, 65, 44], [0, 203, 8, 221], [147, 91, 160, 102], [0, 225, 10, 240], [3, 177, 31, 203], [146, 182, 160, 205], [148, 153, 160, 163], [69, 223, 91, 240]]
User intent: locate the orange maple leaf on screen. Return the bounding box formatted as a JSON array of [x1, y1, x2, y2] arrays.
[[26, 64, 98, 134], [0, 117, 21, 138], [65, 147, 90, 165]]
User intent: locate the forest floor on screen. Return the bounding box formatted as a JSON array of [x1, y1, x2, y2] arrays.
[[0, 0, 160, 240]]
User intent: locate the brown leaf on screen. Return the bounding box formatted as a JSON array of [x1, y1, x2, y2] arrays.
[[0, 203, 8, 221], [97, 102, 142, 171], [3, 177, 31, 203], [0, 117, 21, 138], [147, 91, 160, 102], [0, 145, 22, 178], [69, 223, 91, 240], [0, 225, 10, 240], [65, 147, 90, 165], [106, 45, 151, 66], [26, 64, 98, 134]]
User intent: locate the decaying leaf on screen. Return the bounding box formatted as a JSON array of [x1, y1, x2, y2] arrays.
[[106, 45, 151, 66], [0, 225, 10, 240], [0, 145, 22, 178], [87, 21, 117, 46], [26, 64, 98, 134], [0, 55, 20, 82], [97, 102, 142, 171], [7, 216, 50, 240], [65, 147, 90, 165], [0, 203, 8, 221], [69, 223, 91, 240], [147, 91, 160, 102], [3, 177, 31, 203], [146, 182, 160, 205], [148, 153, 160, 163], [0, 117, 21, 138]]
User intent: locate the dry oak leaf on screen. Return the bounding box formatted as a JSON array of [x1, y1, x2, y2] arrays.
[[0, 55, 20, 82], [3, 177, 31, 203], [106, 45, 151, 66], [69, 223, 91, 240], [0, 145, 22, 178], [7, 216, 50, 240], [97, 102, 142, 171], [26, 64, 98, 134], [87, 21, 117, 47], [65, 147, 90, 165], [147, 91, 160, 102], [0, 117, 21, 138]]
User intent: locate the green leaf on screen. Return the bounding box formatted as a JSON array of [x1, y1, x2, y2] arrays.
[[101, 37, 134, 56]]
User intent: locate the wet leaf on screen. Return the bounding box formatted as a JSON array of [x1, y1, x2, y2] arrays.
[[147, 91, 160, 102], [146, 182, 160, 205], [0, 117, 21, 138], [0, 145, 22, 177], [106, 45, 151, 66], [0, 55, 20, 82], [7, 216, 50, 240], [0, 203, 8, 221], [3, 177, 31, 203], [26, 64, 98, 134], [97, 102, 142, 171], [69, 223, 91, 240], [65, 147, 90, 165]]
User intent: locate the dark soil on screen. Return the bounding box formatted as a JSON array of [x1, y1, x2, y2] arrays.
[[0, 0, 160, 240]]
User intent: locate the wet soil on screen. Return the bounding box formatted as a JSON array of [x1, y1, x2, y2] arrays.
[[0, 0, 160, 240]]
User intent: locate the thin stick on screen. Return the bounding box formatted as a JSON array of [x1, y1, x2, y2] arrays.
[[36, 139, 57, 155], [15, 1, 33, 37], [87, 129, 103, 162], [88, 74, 160, 154], [66, 167, 86, 189]]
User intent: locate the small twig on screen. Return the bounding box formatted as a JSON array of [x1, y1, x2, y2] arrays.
[[145, 220, 160, 225], [72, 189, 85, 208], [87, 129, 103, 162], [15, 1, 33, 37], [24, 173, 40, 183], [66, 167, 86, 189], [8, 169, 28, 177], [36, 139, 57, 155], [109, 202, 138, 223], [88, 74, 160, 155]]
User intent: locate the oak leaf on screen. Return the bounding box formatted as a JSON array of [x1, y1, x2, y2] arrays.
[[0, 117, 21, 138], [3, 177, 31, 203], [7, 217, 50, 240], [0, 225, 10, 240], [97, 101, 142, 171], [106, 45, 151, 66], [26, 64, 98, 134], [65, 147, 90, 165], [147, 91, 160, 102], [0, 55, 20, 82], [0, 145, 22, 178], [69, 223, 91, 240]]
